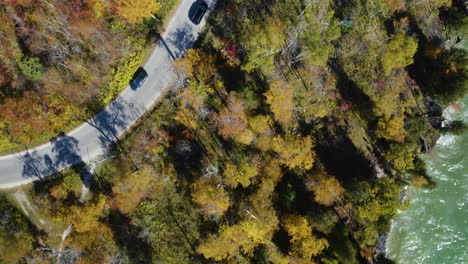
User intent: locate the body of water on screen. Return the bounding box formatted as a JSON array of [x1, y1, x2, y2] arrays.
[[386, 96, 468, 263]]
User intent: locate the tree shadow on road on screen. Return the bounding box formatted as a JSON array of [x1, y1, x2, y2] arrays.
[[20, 134, 91, 187], [20, 151, 55, 180], [50, 134, 82, 169], [86, 98, 141, 152], [167, 23, 195, 58]]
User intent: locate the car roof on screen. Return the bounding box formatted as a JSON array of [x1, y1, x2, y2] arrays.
[[135, 67, 148, 76], [198, 1, 207, 7]]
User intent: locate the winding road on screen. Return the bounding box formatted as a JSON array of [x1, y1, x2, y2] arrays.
[[0, 0, 215, 189]]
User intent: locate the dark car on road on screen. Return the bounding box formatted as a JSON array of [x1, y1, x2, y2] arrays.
[[189, 0, 208, 25], [130, 67, 148, 90]]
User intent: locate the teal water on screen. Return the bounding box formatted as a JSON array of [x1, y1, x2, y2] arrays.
[[387, 96, 468, 264]]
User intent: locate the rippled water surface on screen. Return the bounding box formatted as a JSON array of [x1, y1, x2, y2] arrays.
[[386, 96, 468, 264]]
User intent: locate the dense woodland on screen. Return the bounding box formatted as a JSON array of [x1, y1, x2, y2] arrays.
[[0, 0, 173, 153], [0, 0, 467, 263]]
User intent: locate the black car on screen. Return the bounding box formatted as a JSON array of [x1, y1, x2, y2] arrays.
[[189, 0, 208, 25], [130, 67, 148, 90]]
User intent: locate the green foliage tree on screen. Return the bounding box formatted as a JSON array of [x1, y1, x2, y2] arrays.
[[381, 32, 418, 76], [241, 19, 285, 73], [133, 177, 200, 263], [0, 197, 36, 263], [1, 0, 455, 262], [420, 47, 467, 104], [309, 208, 340, 235], [17, 56, 44, 80], [100, 46, 145, 104], [351, 178, 401, 247], [300, 0, 341, 66], [49, 170, 83, 201], [442, 0, 468, 38], [385, 142, 416, 172], [407, 0, 451, 37]]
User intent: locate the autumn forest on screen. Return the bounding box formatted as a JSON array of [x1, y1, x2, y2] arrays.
[[0, 0, 467, 263]]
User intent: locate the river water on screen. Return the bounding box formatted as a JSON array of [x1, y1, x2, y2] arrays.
[[386, 96, 468, 263]]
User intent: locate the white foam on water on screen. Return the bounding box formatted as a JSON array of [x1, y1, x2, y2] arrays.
[[436, 134, 459, 147], [386, 96, 468, 264]]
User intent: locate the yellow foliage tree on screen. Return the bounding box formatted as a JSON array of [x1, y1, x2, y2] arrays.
[[249, 115, 275, 151], [250, 159, 283, 208], [175, 49, 217, 83], [249, 115, 274, 135], [198, 158, 281, 261], [236, 129, 255, 145], [50, 184, 69, 200], [191, 177, 231, 217], [223, 161, 258, 188], [64, 195, 113, 262], [283, 215, 329, 262], [112, 0, 161, 24], [197, 209, 279, 261], [273, 134, 316, 170], [376, 115, 406, 142], [385, 0, 405, 10], [175, 104, 199, 130], [265, 79, 295, 129], [308, 172, 345, 206], [68, 195, 108, 233], [266, 244, 290, 264], [111, 166, 155, 214], [88, 0, 107, 17], [411, 175, 429, 189]]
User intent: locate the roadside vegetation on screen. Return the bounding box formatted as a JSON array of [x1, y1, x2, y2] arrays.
[[0, 0, 466, 263], [0, 0, 175, 153]]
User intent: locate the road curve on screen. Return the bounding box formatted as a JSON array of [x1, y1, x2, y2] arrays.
[[0, 0, 216, 189]]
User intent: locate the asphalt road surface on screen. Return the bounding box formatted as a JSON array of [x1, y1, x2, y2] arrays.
[[0, 0, 215, 189]]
